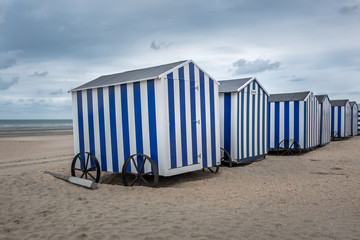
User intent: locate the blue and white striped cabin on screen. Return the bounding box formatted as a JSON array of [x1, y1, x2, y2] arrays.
[[358, 104, 360, 134], [71, 60, 220, 177], [268, 91, 318, 150], [219, 78, 269, 164], [330, 100, 351, 138], [315, 95, 331, 146], [350, 101, 358, 136]]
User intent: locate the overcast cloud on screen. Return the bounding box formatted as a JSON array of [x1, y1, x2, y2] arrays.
[[150, 39, 172, 50], [30, 71, 48, 77], [233, 58, 281, 74], [0, 50, 23, 69], [0, 0, 360, 119], [339, 5, 360, 14], [0, 76, 19, 90]]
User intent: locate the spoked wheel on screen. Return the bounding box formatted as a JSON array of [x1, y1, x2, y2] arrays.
[[277, 139, 302, 156], [202, 165, 220, 173], [220, 147, 233, 167], [122, 154, 159, 188], [71, 152, 101, 183], [331, 131, 341, 141], [208, 166, 219, 173]]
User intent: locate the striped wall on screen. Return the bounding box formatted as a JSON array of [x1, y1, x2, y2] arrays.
[[358, 104, 360, 134], [331, 103, 351, 138], [164, 62, 220, 173], [219, 80, 268, 163], [268, 92, 318, 150], [72, 61, 220, 177], [351, 104, 358, 136], [317, 97, 331, 146]]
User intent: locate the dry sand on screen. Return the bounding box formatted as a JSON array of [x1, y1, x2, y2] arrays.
[[0, 134, 359, 240]]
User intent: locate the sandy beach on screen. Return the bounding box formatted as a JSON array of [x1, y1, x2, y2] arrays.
[[0, 134, 359, 240]]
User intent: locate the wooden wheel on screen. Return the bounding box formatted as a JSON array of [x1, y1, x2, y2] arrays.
[[122, 154, 159, 188], [220, 147, 233, 167], [71, 152, 101, 183], [277, 139, 302, 156]]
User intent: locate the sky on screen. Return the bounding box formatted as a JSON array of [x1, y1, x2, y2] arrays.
[[0, 0, 360, 119]]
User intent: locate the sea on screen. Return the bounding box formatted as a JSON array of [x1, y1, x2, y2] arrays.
[[0, 119, 73, 137]]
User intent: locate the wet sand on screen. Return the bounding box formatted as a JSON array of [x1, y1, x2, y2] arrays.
[[0, 134, 359, 239]]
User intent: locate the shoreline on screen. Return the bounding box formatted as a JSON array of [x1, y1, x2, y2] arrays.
[[0, 129, 73, 138], [0, 119, 73, 138]]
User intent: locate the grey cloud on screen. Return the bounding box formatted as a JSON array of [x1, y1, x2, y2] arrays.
[[309, 48, 360, 70], [0, 50, 23, 69], [1, 0, 360, 118], [0, 76, 19, 90], [339, 5, 360, 14], [347, 91, 360, 95], [233, 58, 281, 74], [30, 71, 48, 77], [0, 0, 11, 24], [288, 77, 307, 82], [327, 90, 360, 100], [0, 0, 351, 62], [0, 1, 273, 60], [0, 96, 72, 119], [150, 40, 172, 50], [0, 1, 189, 60], [49, 89, 64, 95]]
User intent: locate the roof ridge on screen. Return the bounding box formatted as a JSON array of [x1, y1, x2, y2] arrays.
[[218, 77, 253, 93], [270, 91, 310, 96], [269, 91, 311, 102], [70, 60, 188, 92], [114, 60, 188, 76], [218, 77, 253, 82], [330, 99, 350, 106]]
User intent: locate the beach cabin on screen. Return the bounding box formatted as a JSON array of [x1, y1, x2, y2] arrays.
[[358, 104, 360, 134], [218, 77, 268, 166], [315, 95, 331, 146], [70, 60, 220, 187], [268, 91, 318, 154], [330, 100, 351, 139], [350, 101, 358, 136]]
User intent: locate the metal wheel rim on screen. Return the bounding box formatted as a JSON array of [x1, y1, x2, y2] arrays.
[[220, 147, 232, 168], [278, 139, 301, 156], [207, 165, 219, 174], [277, 139, 288, 155], [122, 154, 159, 188], [71, 152, 101, 183]]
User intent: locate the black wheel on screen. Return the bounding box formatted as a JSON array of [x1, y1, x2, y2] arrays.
[[208, 165, 219, 173], [277, 139, 302, 156], [331, 131, 340, 141], [202, 165, 219, 173], [71, 152, 101, 183], [220, 147, 233, 167], [122, 154, 159, 188]]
